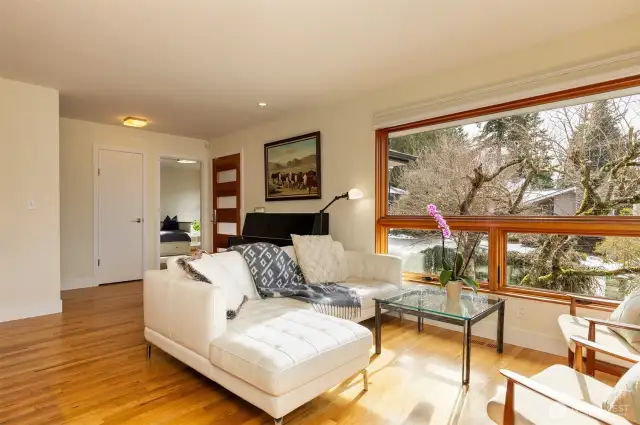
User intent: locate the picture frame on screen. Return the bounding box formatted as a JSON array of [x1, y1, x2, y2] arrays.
[[264, 131, 321, 201]]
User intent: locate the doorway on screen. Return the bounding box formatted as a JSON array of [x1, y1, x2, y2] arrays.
[[159, 157, 202, 268], [212, 153, 241, 252], [96, 149, 144, 283]]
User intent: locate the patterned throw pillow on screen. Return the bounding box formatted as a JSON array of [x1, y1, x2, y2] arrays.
[[228, 242, 305, 298], [291, 234, 347, 284], [603, 361, 640, 422], [609, 287, 640, 350]]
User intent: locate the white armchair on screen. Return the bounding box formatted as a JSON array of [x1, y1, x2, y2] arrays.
[[488, 335, 640, 425], [558, 294, 637, 377]]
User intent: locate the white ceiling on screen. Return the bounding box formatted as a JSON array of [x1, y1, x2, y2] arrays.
[[0, 0, 638, 140]]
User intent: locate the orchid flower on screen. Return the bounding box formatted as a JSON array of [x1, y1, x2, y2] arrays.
[[426, 204, 451, 238], [426, 203, 479, 293]]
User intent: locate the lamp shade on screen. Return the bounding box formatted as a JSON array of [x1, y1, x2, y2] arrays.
[[347, 188, 364, 200]]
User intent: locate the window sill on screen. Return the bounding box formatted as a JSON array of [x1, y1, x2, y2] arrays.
[[402, 279, 619, 312]]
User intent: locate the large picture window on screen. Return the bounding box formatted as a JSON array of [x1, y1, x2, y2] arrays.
[[376, 75, 640, 303]]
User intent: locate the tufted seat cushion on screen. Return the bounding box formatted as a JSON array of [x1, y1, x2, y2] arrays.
[[209, 300, 372, 397]]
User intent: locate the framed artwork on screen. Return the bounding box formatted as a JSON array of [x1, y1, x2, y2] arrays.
[[264, 131, 321, 201]]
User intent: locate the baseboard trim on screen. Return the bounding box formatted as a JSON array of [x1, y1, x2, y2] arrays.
[[0, 298, 63, 323], [401, 314, 567, 357], [61, 277, 100, 290]]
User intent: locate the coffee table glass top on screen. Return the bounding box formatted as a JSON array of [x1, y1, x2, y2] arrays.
[[373, 286, 504, 320]]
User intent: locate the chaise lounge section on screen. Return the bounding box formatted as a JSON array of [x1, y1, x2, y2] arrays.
[[143, 243, 402, 423]]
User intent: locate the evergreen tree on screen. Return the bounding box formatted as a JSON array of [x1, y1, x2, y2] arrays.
[[480, 112, 553, 189], [571, 100, 622, 169]]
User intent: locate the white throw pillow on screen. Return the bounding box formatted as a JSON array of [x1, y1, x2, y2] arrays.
[[185, 255, 247, 315], [166, 256, 189, 279], [603, 361, 640, 422], [609, 287, 640, 350], [281, 245, 298, 264], [291, 234, 347, 284], [206, 251, 261, 300]]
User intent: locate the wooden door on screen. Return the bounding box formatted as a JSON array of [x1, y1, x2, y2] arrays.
[[212, 153, 241, 252]]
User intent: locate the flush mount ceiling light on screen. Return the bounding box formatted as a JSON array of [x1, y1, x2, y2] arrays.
[[123, 116, 148, 127], [257, 102, 267, 107], [177, 159, 198, 164]]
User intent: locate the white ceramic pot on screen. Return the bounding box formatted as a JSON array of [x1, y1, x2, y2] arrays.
[[446, 280, 462, 300]]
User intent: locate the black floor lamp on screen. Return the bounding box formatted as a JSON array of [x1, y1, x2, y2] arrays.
[[317, 188, 364, 233]]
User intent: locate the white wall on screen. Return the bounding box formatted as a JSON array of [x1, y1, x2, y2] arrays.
[[210, 14, 640, 253], [210, 15, 640, 355], [0, 78, 61, 322], [60, 119, 210, 290], [160, 163, 202, 224], [553, 192, 578, 216]]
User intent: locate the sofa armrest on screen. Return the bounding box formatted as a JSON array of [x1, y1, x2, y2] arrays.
[[344, 251, 402, 288], [143, 270, 226, 358]]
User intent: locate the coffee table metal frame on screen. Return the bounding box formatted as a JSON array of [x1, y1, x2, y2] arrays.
[[374, 290, 505, 385]]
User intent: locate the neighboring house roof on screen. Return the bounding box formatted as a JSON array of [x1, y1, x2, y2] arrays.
[[522, 187, 577, 204], [389, 186, 408, 195], [389, 150, 418, 167]]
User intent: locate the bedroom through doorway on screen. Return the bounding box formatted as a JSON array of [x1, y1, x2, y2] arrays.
[[159, 157, 202, 269]]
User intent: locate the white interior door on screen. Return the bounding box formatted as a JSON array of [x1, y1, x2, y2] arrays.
[[98, 149, 144, 283]]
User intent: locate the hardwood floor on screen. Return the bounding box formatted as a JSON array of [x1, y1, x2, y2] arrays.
[[0, 282, 615, 424]]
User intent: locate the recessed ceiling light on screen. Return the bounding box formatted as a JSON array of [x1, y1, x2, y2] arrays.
[[257, 102, 267, 107], [177, 159, 198, 164], [123, 116, 148, 127]]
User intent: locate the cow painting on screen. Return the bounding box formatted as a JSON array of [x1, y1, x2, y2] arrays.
[[264, 132, 321, 201]]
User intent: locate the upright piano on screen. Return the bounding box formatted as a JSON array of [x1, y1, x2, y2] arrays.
[[228, 212, 329, 247]]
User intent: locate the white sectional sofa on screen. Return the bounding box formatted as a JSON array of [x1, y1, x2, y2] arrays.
[[143, 243, 402, 424]]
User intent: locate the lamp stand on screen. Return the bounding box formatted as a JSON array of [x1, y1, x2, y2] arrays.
[[320, 192, 348, 213], [317, 192, 349, 236]]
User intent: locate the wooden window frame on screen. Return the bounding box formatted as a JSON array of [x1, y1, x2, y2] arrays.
[[375, 74, 640, 307]]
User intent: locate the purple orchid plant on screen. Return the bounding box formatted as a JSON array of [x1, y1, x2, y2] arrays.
[[427, 204, 479, 293]]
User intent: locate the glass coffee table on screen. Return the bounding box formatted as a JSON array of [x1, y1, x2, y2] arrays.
[[373, 286, 505, 385]]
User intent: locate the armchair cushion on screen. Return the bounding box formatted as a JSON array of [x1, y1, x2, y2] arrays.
[[487, 364, 612, 425], [604, 362, 640, 422], [609, 289, 640, 351], [559, 314, 638, 369]]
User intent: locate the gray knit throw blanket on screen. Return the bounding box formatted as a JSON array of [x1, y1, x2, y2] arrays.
[[228, 242, 361, 320]]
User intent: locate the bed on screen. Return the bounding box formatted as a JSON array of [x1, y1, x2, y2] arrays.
[[160, 216, 192, 257]]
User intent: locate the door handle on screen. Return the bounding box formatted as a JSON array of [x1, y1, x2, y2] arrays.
[[133, 218, 142, 223], [211, 210, 217, 224]]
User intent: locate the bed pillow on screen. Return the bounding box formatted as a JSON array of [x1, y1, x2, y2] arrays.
[[291, 234, 347, 284], [180, 254, 247, 319], [161, 215, 180, 231], [608, 287, 640, 350]]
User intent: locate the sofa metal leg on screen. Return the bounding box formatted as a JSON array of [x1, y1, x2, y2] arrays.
[[274, 418, 283, 425], [146, 343, 151, 360], [362, 369, 369, 391]]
